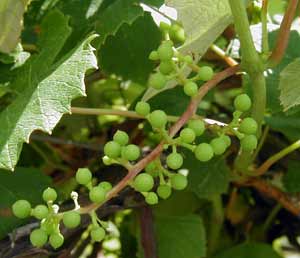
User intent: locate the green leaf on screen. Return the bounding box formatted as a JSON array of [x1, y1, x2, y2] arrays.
[[0, 10, 97, 170], [166, 0, 232, 58], [0, 0, 31, 53], [95, 0, 144, 46], [279, 58, 300, 111], [213, 242, 282, 258], [154, 214, 206, 258], [282, 160, 300, 193], [0, 167, 51, 239], [99, 13, 161, 84], [184, 155, 230, 199]]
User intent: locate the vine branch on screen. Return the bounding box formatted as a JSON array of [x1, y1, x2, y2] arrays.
[[80, 65, 240, 214]]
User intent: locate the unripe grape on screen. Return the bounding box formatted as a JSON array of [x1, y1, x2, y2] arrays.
[[91, 226, 106, 242], [166, 153, 183, 170], [149, 51, 159, 61], [188, 120, 205, 136], [121, 144, 140, 161], [145, 192, 158, 205], [148, 72, 167, 89], [157, 42, 174, 61], [12, 200, 31, 219], [113, 130, 129, 146], [171, 174, 188, 190], [184, 81, 198, 97], [62, 211, 81, 229], [157, 185, 172, 199], [221, 135, 231, 147], [32, 205, 49, 220], [41, 219, 55, 235], [145, 162, 159, 177], [43, 187, 57, 202], [194, 143, 214, 162], [148, 110, 167, 128], [210, 137, 227, 155], [49, 233, 64, 249], [234, 94, 252, 112], [30, 229, 48, 247], [198, 66, 214, 81], [133, 173, 154, 192], [98, 181, 112, 192], [159, 60, 174, 75], [76, 168, 92, 185], [180, 128, 196, 143], [89, 186, 106, 203], [184, 55, 193, 64], [239, 117, 258, 135], [241, 135, 258, 151], [169, 24, 186, 43], [104, 141, 121, 159], [159, 21, 171, 31], [135, 101, 150, 116]]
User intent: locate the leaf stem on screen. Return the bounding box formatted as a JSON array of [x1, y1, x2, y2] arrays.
[[255, 139, 300, 176], [261, 0, 269, 56]]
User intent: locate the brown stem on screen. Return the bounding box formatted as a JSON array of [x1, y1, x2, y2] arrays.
[[80, 65, 240, 214], [268, 0, 299, 67], [240, 178, 300, 216]]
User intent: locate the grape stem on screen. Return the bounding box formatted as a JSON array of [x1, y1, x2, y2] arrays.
[[79, 65, 240, 214], [255, 139, 300, 176], [261, 0, 269, 56]]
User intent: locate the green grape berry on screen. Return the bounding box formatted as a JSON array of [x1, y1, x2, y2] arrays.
[[157, 41, 174, 61], [210, 137, 227, 155], [188, 120, 205, 136], [30, 229, 48, 247], [239, 117, 258, 135], [76, 168, 92, 185], [104, 141, 121, 159], [159, 60, 174, 75], [99, 181, 112, 192], [221, 135, 232, 147], [234, 94, 252, 112], [171, 174, 188, 190], [41, 219, 55, 235], [159, 21, 171, 32], [49, 233, 64, 249], [194, 143, 214, 162], [148, 72, 167, 89], [121, 144, 140, 161], [89, 186, 106, 203], [184, 55, 193, 64], [166, 152, 183, 170], [62, 211, 81, 229], [133, 173, 154, 192], [180, 128, 196, 143], [145, 162, 159, 177], [184, 81, 198, 97], [148, 110, 168, 128], [91, 226, 106, 242], [169, 24, 186, 43], [145, 192, 159, 205], [12, 200, 31, 219], [157, 185, 172, 199], [32, 205, 49, 220], [149, 50, 159, 61], [135, 101, 150, 116], [43, 187, 57, 202], [241, 135, 258, 151], [198, 66, 214, 81], [113, 130, 129, 146]]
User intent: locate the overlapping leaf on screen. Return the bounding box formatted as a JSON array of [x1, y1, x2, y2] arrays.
[[0, 10, 97, 170]]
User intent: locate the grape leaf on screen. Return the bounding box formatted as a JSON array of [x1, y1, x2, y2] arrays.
[[184, 154, 230, 199], [282, 160, 300, 193], [99, 13, 161, 84], [95, 0, 144, 46], [154, 214, 206, 258], [0, 167, 51, 239], [0, 0, 31, 53], [213, 242, 281, 258], [0, 10, 97, 170], [279, 58, 300, 111]]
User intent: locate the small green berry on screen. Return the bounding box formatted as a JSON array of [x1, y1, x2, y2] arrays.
[[188, 120, 205, 136], [121, 144, 140, 161], [49, 233, 64, 249], [166, 152, 183, 170], [62, 211, 81, 229], [91, 226, 106, 242], [43, 187, 57, 202], [145, 192, 159, 205], [194, 143, 214, 162], [30, 229, 48, 247], [234, 94, 252, 112], [159, 21, 171, 31], [159, 60, 174, 75], [184, 81, 198, 97], [89, 186, 106, 203], [135, 101, 150, 116], [98, 181, 112, 192], [198, 66, 214, 81], [76, 168, 92, 185], [133, 173, 154, 192], [12, 200, 31, 219], [239, 117, 258, 135], [169, 24, 186, 43], [149, 51, 159, 61], [157, 185, 172, 199], [241, 135, 258, 151], [148, 72, 167, 89], [148, 110, 168, 128], [210, 137, 227, 155], [171, 174, 188, 190], [180, 128, 196, 143], [113, 130, 129, 146], [32, 205, 49, 220], [104, 141, 121, 159], [157, 42, 174, 61]]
